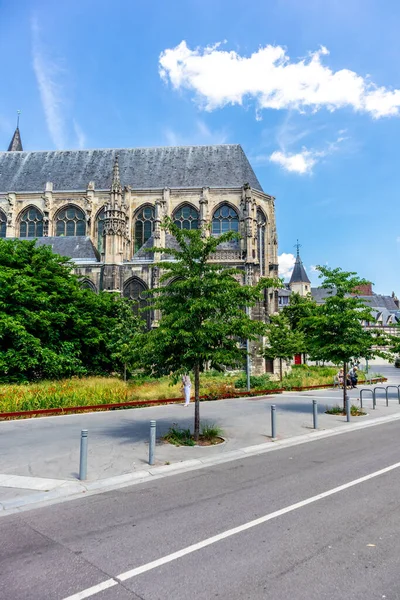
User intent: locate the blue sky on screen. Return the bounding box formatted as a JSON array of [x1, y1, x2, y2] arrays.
[[1, 0, 399, 293]]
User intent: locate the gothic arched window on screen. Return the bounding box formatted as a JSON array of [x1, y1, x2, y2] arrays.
[[257, 209, 267, 276], [19, 206, 44, 238], [96, 207, 105, 253], [81, 279, 97, 292], [55, 206, 86, 237], [134, 205, 154, 253], [173, 204, 199, 230], [212, 205, 239, 235], [123, 277, 151, 329], [0, 209, 6, 238]]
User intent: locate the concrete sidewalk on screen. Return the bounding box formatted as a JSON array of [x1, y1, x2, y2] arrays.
[[1, 360, 399, 514]]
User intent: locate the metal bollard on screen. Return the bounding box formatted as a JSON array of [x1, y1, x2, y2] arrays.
[[149, 420, 156, 465], [312, 400, 318, 429], [271, 405, 276, 439], [346, 394, 351, 422], [79, 429, 88, 481]]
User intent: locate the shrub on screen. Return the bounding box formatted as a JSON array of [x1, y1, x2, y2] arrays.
[[234, 374, 275, 390], [163, 425, 195, 446], [201, 422, 223, 441]]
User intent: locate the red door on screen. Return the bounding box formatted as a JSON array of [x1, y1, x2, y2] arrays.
[[294, 354, 302, 365]]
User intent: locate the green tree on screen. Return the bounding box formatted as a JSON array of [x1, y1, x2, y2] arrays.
[[108, 298, 144, 380], [263, 312, 306, 380], [136, 218, 278, 440], [0, 239, 139, 382], [281, 291, 317, 362], [301, 266, 384, 409]]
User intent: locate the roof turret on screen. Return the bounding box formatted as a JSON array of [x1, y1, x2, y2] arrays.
[[289, 241, 311, 284]]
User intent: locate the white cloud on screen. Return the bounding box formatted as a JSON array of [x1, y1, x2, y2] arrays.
[[269, 132, 347, 174], [73, 120, 86, 149], [270, 149, 317, 174], [278, 253, 296, 279], [31, 17, 67, 148], [31, 18, 86, 150], [159, 41, 400, 119], [164, 119, 228, 146]]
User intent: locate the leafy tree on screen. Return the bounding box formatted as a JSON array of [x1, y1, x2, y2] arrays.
[[0, 239, 139, 382], [263, 312, 306, 380], [281, 291, 317, 361], [301, 266, 385, 409], [135, 218, 278, 440], [108, 298, 144, 380]]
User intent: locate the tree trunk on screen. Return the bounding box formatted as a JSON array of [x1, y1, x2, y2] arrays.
[[279, 358, 283, 381], [194, 363, 200, 441], [343, 361, 347, 412]]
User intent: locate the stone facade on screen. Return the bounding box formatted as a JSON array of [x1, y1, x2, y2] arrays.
[[0, 138, 280, 374]]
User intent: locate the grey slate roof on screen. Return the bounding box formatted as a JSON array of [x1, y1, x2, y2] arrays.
[[311, 287, 335, 303], [357, 294, 399, 311], [7, 127, 23, 152], [26, 237, 100, 262], [289, 255, 311, 284], [0, 145, 263, 193]]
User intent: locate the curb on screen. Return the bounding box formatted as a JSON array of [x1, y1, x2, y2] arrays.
[[2, 410, 400, 517]]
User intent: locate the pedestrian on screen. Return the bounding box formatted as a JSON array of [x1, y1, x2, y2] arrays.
[[337, 368, 344, 387], [348, 366, 358, 389], [181, 374, 192, 407]]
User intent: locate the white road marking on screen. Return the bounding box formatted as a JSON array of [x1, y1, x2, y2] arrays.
[[62, 579, 117, 599], [62, 460, 400, 599]]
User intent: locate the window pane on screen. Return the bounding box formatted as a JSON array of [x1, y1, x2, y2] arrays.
[[230, 220, 239, 231], [221, 206, 229, 217], [36, 222, 44, 237], [182, 206, 190, 218], [144, 221, 152, 240], [221, 220, 230, 232], [191, 219, 198, 229], [76, 221, 85, 236], [66, 208, 76, 219], [182, 220, 190, 230], [20, 222, 27, 237], [56, 221, 65, 236], [66, 221, 75, 236], [212, 221, 220, 234], [28, 222, 35, 237]]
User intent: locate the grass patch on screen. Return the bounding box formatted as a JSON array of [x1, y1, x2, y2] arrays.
[[200, 422, 224, 441], [0, 366, 383, 415], [163, 425, 195, 447], [163, 421, 224, 446], [326, 404, 366, 416]]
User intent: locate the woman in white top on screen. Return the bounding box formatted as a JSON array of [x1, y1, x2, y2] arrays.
[[182, 374, 192, 406]]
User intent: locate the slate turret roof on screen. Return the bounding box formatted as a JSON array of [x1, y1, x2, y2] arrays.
[[7, 126, 23, 152], [289, 253, 311, 284], [0, 145, 263, 193]]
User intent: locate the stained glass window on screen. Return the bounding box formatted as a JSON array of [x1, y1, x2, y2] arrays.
[[173, 205, 199, 230], [96, 207, 105, 253], [123, 278, 150, 329], [212, 205, 239, 235], [19, 207, 44, 238], [134, 206, 154, 253], [0, 210, 6, 238], [257, 209, 267, 276], [56, 206, 86, 237]]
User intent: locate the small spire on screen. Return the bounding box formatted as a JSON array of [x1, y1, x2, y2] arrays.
[[7, 110, 23, 151], [112, 154, 121, 190], [289, 240, 310, 284]]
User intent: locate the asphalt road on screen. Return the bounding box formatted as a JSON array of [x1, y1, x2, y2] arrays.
[[2, 420, 400, 600]]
